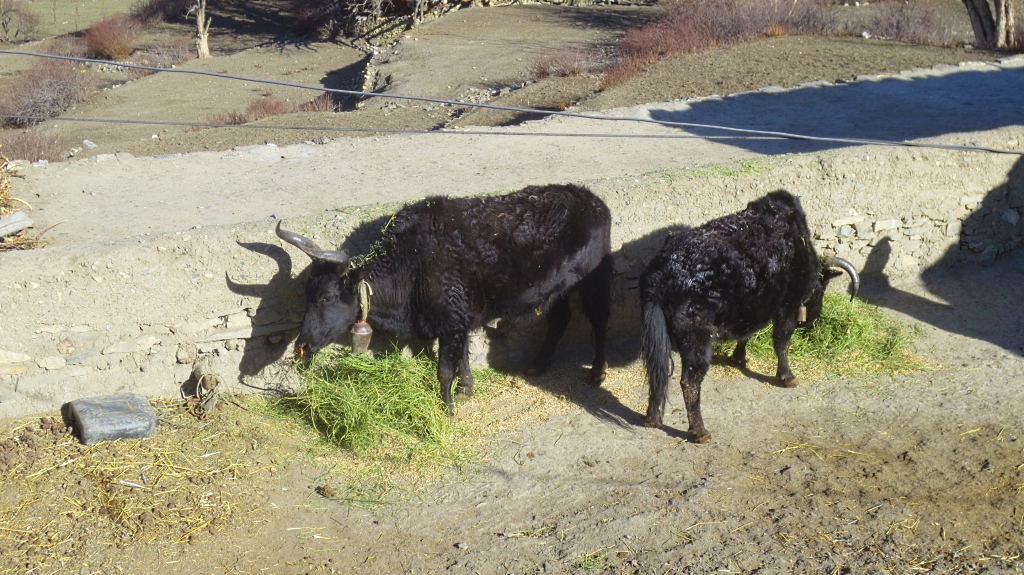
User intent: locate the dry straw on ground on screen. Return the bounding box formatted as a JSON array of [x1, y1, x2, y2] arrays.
[[0, 397, 282, 575]]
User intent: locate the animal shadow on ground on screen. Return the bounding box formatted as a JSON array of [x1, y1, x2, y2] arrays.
[[224, 240, 304, 392], [859, 158, 1024, 357], [485, 224, 694, 432]]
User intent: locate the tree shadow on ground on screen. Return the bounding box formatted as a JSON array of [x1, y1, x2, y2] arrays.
[[649, 66, 1024, 155], [858, 161, 1024, 357]]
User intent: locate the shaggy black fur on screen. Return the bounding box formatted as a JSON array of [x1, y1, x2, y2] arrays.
[[292, 184, 613, 413], [640, 190, 849, 443]]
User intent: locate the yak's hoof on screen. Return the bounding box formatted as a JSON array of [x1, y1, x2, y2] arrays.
[[644, 415, 662, 428], [690, 431, 712, 444], [589, 364, 608, 387], [778, 376, 799, 388], [728, 356, 747, 369]]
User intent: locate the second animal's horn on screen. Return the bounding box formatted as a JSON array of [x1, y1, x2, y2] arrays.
[[823, 256, 860, 300]]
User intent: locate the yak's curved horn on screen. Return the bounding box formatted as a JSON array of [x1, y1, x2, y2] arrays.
[[823, 256, 860, 300], [275, 221, 351, 268]]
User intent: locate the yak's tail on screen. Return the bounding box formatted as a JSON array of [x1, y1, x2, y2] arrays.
[[641, 299, 673, 428]]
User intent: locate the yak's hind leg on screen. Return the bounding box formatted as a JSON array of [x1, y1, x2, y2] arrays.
[[456, 334, 475, 399], [527, 295, 571, 376], [771, 312, 799, 387], [677, 327, 714, 443], [438, 331, 470, 415], [578, 254, 612, 386]]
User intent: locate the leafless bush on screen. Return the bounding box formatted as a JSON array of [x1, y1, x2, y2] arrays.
[[298, 93, 338, 112], [0, 60, 94, 128], [207, 93, 338, 127], [126, 34, 192, 79], [529, 48, 605, 80], [602, 0, 843, 89], [0, 0, 40, 42], [0, 129, 66, 163], [864, 2, 958, 46], [85, 15, 143, 60], [130, 0, 192, 24], [245, 96, 293, 121], [38, 36, 89, 58]]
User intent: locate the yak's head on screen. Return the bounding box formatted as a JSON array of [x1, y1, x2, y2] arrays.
[[800, 256, 860, 328], [276, 222, 358, 358]]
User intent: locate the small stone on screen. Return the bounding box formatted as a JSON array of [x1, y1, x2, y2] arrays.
[[832, 215, 865, 227], [454, 542, 468, 550], [37, 356, 67, 370], [874, 219, 902, 232], [980, 460, 994, 472], [836, 225, 855, 238], [945, 221, 962, 237], [176, 343, 198, 364], [57, 337, 76, 355], [1002, 209, 1020, 225], [0, 350, 32, 365], [978, 245, 999, 266]]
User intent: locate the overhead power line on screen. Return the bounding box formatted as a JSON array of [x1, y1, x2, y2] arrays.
[[0, 49, 1020, 156]]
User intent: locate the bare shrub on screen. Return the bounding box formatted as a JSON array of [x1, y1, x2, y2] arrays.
[[207, 93, 337, 127], [0, 60, 94, 128], [206, 109, 253, 126], [127, 34, 192, 79], [0, 129, 66, 163], [298, 93, 338, 113], [0, 0, 41, 42], [85, 15, 142, 60], [603, 0, 842, 89], [39, 35, 88, 58], [245, 96, 293, 121], [865, 2, 958, 46], [529, 49, 604, 80], [130, 0, 192, 24]]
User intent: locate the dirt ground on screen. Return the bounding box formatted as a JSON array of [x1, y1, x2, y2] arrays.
[[1, 2, 1023, 574]]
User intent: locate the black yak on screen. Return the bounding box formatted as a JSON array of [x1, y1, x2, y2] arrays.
[[276, 184, 613, 412], [640, 190, 858, 443]]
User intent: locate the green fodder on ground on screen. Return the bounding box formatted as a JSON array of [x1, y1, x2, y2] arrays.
[[271, 347, 530, 500], [712, 292, 929, 381], [286, 347, 457, 460]]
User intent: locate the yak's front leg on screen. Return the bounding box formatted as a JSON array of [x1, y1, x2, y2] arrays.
[[437, 331, 469, 415], [729, 338, 749, 368], [772, 313, 799, 387]]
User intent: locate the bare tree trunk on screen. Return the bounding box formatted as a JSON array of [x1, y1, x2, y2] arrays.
[[995, 0, 1016, 49], [193, 0, 211, 59], [962, 0, 1017, 50], [963, 0, 996, 48]]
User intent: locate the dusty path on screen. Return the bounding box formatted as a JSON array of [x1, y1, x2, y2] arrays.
[[15, 56, 1024, 250]]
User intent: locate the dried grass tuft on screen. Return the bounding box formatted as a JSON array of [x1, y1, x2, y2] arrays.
[[0, 397, 282, 574]]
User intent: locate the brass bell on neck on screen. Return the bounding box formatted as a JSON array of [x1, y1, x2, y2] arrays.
[[351, 321, 373, 354], [797, 306, 807, 323]]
